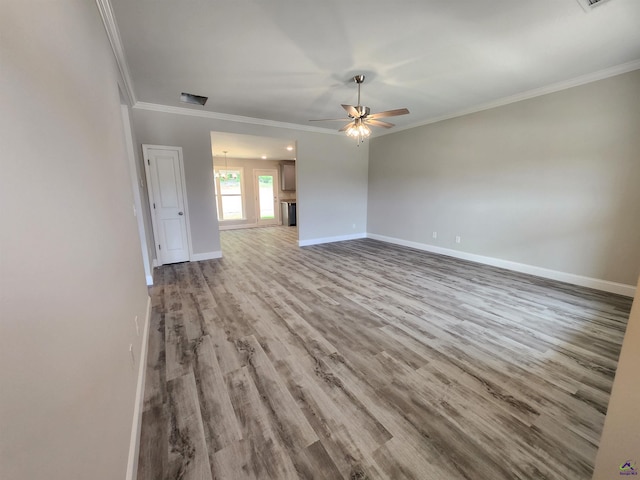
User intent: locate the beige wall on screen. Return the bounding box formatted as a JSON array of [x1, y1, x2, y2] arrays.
[[214, 157, 296, 228], [593, 279, 640, 479], [0, 2, 149, 479], [131, 108, 369, 248], [368, 70, 640, 286]]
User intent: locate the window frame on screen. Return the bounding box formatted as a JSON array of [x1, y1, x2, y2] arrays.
[[214, 166, 246, 221]]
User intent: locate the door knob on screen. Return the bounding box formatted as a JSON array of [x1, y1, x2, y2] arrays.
[[178, 212, 184, 216]]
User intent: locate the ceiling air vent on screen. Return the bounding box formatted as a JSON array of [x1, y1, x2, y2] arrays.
[[576, 0, 612, 12], [180, 92, 208, 106]]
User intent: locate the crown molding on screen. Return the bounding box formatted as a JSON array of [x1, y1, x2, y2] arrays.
[[382, 59, 640, 137], [92, 4, 638, 139], [133, 102, 340, 134], [95, 0, 137, 105]]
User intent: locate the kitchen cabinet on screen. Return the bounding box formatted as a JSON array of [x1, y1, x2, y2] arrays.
[[280, 162, 296, 191]]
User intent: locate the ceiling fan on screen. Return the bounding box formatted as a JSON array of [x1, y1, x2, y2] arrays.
[[310, 74, 410, 144]]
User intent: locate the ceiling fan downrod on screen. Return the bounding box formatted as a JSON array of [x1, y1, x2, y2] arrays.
[[354, 74, 365, 107]]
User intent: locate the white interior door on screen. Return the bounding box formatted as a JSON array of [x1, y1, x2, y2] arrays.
[[254, 169, 279, 226], [143, 145, 191, 265]]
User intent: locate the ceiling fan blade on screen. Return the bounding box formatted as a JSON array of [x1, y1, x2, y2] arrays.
[[367, 108, 410, 119], [338, 122, 353, 132], [342, 104, 361, 118], [366, 119, 395, 128], [309, 118, 350, 122]]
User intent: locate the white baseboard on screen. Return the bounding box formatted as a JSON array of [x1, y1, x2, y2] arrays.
[[219, 223, 290, 231], [219, 223, 258, 231], [126, 296, 152, 480], [367, 233, 637, 298], [298, 232, 366, 247], [191, 251, 223, 262]]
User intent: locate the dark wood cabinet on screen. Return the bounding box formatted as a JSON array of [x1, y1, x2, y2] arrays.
[[280, 162, 296, 191]]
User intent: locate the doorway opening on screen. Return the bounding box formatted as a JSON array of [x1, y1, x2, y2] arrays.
[[210, 132, 297, 240], [254, 169, 279, 226]]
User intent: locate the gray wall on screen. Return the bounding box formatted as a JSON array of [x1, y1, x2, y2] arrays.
[[131, 109, 369, 250], [368, 70, 640, 286], [0, 2, 150, 479]]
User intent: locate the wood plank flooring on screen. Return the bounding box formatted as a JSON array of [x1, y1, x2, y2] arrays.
[[138, 226, 633, 480]]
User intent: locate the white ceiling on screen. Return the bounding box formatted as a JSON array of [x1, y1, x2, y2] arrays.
[[110, 0, 640, 134], [210, 132, 296, 161]]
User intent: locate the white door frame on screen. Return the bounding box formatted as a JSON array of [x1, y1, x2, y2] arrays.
[[253, 168, 280, 226], [120, 106, 153, 285], [142, 144, 193, 266]]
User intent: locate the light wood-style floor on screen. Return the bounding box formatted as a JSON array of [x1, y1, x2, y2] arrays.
[[138, 226, 632, 480]]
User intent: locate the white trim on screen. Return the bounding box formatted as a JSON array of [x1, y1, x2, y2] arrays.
[[214, 165, 247, 223], [120, 106, 153, 284], [152, 259, 158, 268], [95, 0, 137, 105], [191, 251, 222, 262], [133, 102, 338, 135], [218, 224, 295, 231], [366, 233, 636, 297], [126, 296, 151, 480], [219, 222, 259, 231], [298, 233, 366, 247], [380, 61, 640, 137], [145, 275, 153, 286], [91, 10, 638, 142], [219, 223, 299, 231]]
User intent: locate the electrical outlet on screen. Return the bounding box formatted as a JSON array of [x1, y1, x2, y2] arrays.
[[455, 236, 461, 244], [134, 316, 139, 336], [432, 231, 437, 239]]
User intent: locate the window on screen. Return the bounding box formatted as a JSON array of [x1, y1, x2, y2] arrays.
[[214, 167, 245, 220]]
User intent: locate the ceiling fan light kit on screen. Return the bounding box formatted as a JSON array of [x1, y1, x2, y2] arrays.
[[310, 74, 410, 145], [345, 118, 372, 140]]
